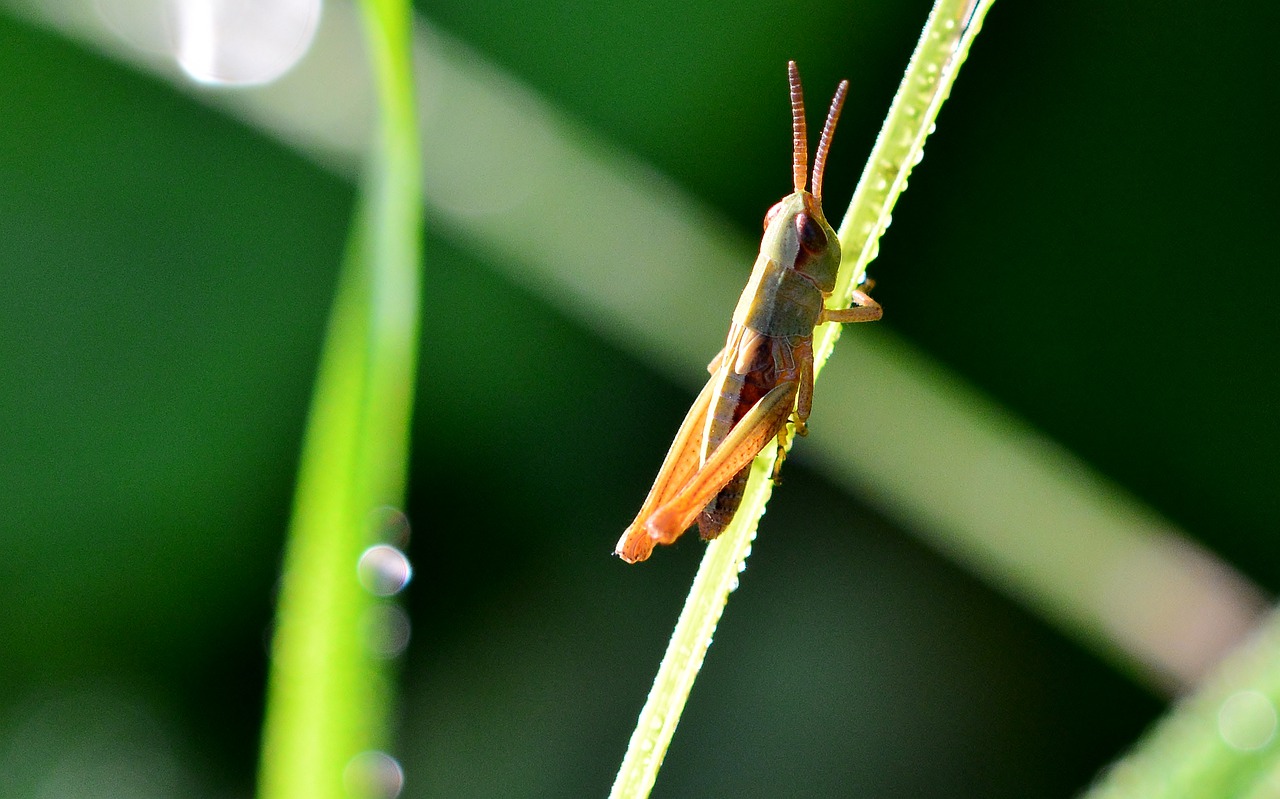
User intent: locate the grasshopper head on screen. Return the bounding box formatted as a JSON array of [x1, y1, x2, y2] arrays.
[[762, 191, 841, 293], [768, 62, 848, 295]]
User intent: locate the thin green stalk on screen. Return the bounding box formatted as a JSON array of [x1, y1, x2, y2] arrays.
[[610, 2, 996, 796], [257, 2, 422, 798]]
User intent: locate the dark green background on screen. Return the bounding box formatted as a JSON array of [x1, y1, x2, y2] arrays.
[[0, 1, 1274, 796]]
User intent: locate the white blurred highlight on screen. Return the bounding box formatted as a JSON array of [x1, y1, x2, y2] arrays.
[[170, 0, 320, 86], [91, 0, 322, 86], [357, 544, 412, 596]]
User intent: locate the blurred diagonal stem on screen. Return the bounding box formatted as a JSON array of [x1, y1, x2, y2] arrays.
[[610, 1, 996, 796], [257, 1, 422, 798]]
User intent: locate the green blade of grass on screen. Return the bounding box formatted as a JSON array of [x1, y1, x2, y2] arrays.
[[256, 2, 422, 798], [609, 2, 996, 796]]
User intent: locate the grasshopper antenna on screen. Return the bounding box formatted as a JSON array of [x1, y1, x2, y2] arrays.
[[812, 79, 848, 204], [788, 61, 808, 195]]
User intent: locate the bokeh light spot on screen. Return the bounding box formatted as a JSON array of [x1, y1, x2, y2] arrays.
[[367, 505, 411, 547], [171, 0, 321, 87], [1218, 690, 1277, 752], [357, 544, 412, 596], [363, 603, 412, 659], [343, 751, 404, 799]]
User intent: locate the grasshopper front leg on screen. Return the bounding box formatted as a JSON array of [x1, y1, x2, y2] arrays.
[[819, 288, 882, 324], [643, 380, 799, 545], [793, 288, 880, 440]]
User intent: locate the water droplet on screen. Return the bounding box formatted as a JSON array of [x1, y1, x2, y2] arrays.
[[367, 506, 411, 547], [171, 0, 321, 87], [728, 577, 740, 592], [912, 149, 925, 166], [928, 123, 937, 135], [357, 545, 413, 596], [343, 751, 405, 799], [364, 604, 412, 658], [1219, 691, 1277, 751], [883, 214, 893, 230], [944, 18, 957, 30], [874, 178, 888, 192]]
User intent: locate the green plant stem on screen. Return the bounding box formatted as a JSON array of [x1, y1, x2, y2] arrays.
[[256, 2, 422, 798], [609, 2, 996, 796], [817, 0, 992, 369]]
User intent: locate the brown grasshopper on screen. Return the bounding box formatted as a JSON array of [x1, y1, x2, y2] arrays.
[[615, 62, 882, 564]]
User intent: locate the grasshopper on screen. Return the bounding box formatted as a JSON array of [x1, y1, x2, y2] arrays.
[[615, 62, 882, 564]]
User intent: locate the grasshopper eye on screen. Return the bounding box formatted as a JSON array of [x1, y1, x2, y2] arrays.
[[763, 202, 783, 231], [795, 212, 827, 253]]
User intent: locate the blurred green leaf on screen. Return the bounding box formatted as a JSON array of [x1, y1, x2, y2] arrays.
[[257, 1, 422, 798], [1085, 610, 1280, 798]]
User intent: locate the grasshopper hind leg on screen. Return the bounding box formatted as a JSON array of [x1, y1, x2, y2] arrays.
[[644, 381, 798, 544]]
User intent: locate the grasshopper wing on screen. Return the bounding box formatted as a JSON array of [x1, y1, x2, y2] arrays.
[[615, 378, 716, 563], [644, 380, 798, 547]]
